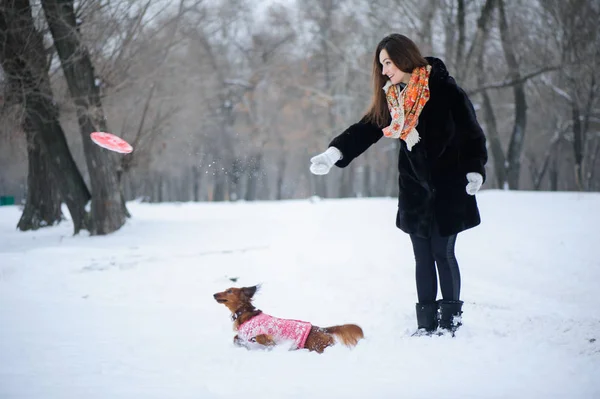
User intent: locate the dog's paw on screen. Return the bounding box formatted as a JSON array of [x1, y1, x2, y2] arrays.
[[254, 334, 276, 346], [233, 335, 246, 347]]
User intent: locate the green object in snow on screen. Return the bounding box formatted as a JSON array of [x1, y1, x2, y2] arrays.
[[0, 196, 15, 206]]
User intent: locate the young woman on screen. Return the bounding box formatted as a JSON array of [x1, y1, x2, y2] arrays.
[[309, 34, 488, 336]]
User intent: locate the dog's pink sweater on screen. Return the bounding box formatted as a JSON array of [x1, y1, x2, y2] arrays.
[[237, 313, 312, 349]]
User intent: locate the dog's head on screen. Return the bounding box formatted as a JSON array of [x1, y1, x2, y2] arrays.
[[213, 285, 259, 313]]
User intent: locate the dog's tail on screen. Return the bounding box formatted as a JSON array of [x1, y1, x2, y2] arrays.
[[324, 324, 364, 347]]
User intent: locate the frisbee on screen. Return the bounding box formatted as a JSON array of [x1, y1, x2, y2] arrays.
[[90, 132, 133, 154]]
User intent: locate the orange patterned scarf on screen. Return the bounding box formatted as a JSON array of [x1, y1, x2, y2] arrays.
[[382, 65, 432, 150]]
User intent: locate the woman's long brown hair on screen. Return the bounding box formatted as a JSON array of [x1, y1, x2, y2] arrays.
[[364, 34, 429, 128]]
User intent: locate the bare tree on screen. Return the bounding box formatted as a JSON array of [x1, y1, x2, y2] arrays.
[[0, 0, 91, 233], [497, 0, 527, 189], [527, 121, 567, 190], [180, 0, 253, 201], [41, 0, 127, 234], [454, 0, 496, 83], [471, 0, 504, 189], [539, 0, 600, 191], [466, 0, 560, 190], [229, 5, 297, 200], [300, 0, 362, 198], [77, 0, 188, 198], [2, 0, 599, 202]]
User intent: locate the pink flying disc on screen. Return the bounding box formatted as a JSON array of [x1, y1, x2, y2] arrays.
[[90, 132, 133, 154]]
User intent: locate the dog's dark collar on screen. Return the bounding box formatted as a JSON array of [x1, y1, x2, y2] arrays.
[[232, 308, 261, 321], [231, 308, 248, 321]]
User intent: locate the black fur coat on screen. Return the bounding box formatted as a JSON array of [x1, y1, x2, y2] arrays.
[[329, 57, 488, 238]]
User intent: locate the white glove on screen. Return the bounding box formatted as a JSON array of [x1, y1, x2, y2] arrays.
[[310, 147, 342, 175], [466, 172, 483, 195]]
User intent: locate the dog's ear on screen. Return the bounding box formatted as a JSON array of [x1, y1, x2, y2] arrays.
[[242, 285, 259, 299]]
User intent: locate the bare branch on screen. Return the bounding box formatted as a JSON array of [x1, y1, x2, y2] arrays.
[[467, 65, 562, 95], [539, 75, 574, 103]]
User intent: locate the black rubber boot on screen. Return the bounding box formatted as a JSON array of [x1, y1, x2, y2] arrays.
[[438, 300, 463, 336], [412, 302, 439, 336]]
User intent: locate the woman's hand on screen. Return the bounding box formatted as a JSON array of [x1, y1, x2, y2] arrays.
[[310, 147, 342, 175], [466, 172, 483, 195]]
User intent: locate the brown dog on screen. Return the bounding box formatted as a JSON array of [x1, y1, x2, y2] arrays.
[[213, 285, 364, 353]]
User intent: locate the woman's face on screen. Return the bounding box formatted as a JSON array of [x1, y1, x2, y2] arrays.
[[379, 49, 409, 85]]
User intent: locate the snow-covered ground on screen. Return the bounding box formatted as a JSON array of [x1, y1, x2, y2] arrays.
[[0, 190, 598, 398]]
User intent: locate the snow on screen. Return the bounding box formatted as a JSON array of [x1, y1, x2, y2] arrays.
[[0, 190, 599, 398]]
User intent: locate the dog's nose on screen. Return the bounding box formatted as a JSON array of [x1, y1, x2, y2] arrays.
[[213, 293, 218, 299]]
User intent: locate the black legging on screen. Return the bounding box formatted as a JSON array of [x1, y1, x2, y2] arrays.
[[410, 226, 461, 303]]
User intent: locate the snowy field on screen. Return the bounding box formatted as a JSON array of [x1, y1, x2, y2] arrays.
[[0, 190, 599, 398]]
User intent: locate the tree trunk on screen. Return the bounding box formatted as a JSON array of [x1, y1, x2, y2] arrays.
[[363, 164, 372, 197], [213, 167, 227, 201], [230, 158, 244, 201], [499, 0, 527, 189], [385, 142, 400, 197], [572, 72, 596, 191], [586, 138, 600, 191], [41, 0, 127, 235], [462, 0, 496, 83], [17, 130, 63, 231], [571, 104, 584, 190], [0, 0, 91, 234], [474, 8, 505, 189], [549, 150, 559, 191], [339, 167, 353, 198], [582, 74, 597, 190], [192, 165, 201, 201], [455, 0, 466, 73], [320, 2, 336, 133], [157, 174, 164, 203], [276, 154, 286, 200], [311, 173, 328, 198], [529, 127, 563, 191], [457, 0, 503, 189], [443, 3, 455, 68], [419, 0, 438, 55], [244, 154, 263, 201]]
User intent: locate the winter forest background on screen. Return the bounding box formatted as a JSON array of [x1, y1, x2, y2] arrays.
[[1, 0, 599, 236]]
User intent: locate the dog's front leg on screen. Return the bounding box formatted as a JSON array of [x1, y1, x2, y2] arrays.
[[233, 335, 245, 347], [253, 334, 276, 347]]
